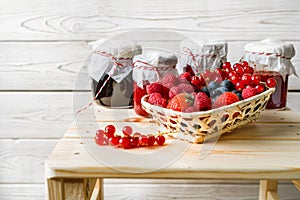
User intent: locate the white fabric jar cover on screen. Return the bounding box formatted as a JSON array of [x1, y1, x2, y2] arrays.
[[133, 52, 178, 88], [241, 39, 297, 79], [177, 39, 228, 74], [87, 40, 142, 83]]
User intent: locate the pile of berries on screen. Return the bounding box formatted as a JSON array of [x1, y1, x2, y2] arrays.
[[146, 61, 276, 112], [94, 124, 166, 149]]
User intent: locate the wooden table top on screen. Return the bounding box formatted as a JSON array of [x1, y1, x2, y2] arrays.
[[45, 107, 300, 180]]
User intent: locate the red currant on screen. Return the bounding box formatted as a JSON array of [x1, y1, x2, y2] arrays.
[[230, 75, 240, 85], [233, 63, 242, 69], [241, 73, 252, 85], [234, 65, 244, 75], [266, 78, 277, 88], [95, 135, 107, 146], [109, 135, 121, 146], [191, 76, 201, 87], [255, 84, 265, 93], [104, 125, 116, 138], [147, 135, 156, 146], [133, 132, 141, 137], [240, 61, 249, 67], [251, 75, 261, 85], [222, 62, 231, 69], [228, 71, 237, 78], [120, 137, 132, 149], [122, 126, 133, 136], [139, 135, 148, 147], [96, 129, 105, 137], [130, 136, 139, 148], [235, 81, 246, 91], [243, 66, 254, 75], [156, 135, 166, 146]]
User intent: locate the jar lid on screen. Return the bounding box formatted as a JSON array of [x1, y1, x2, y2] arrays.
[[87, 40, 142, 83], [133, 52, 178, 88], [242, 39, 297, 78], [178, 39, 228, 74]]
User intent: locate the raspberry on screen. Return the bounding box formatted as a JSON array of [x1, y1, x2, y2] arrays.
[[162, 73, 178, 88], [177, 83, 195, 93], [146, 82, 164, 94], [213, 92, 239, 108], [194, 92, 211, 111], [148, 93, 167, 108], [169, 86, 181, 99], [242, 87, 258, 99]]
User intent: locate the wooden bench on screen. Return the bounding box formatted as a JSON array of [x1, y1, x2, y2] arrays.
[[45, 107, 300, 200]]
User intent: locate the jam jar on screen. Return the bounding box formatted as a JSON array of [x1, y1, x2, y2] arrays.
[[87, 40, 142, 108], [177, 39, 228, 75], [132, 52, 178, 116], [242, 39, 296, 110]]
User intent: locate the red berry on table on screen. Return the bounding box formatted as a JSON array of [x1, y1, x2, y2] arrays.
[[242, 87, 258, 99], [240, 61, 249, 67], [251, 75, 261, 85], [156, 135, 166, 146], [122, 126, 133, 136], [96, 129, 105, 137], [120, 137, 132, 149], [109, 135, 121, 146], [95, 134, 107, 146], [255, 84, 265, 93], [139, 135, 149, 147], [266, 78, 277, 88], [235, 81, 246, 91], [104, 125, 116, 138], [147, 135, 156, 146], [130, 136, 139, 148], [241, 73, 252, 85]]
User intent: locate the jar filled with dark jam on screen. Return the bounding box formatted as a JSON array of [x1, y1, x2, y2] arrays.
[[242, 39, 296, 110], [177, 39, 228, 75], [132, 52, 178, 116], [87, 40, 142, 108]]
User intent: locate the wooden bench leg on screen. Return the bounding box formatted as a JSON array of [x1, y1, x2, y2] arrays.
[[259, 180, 280, 200], [47, 178, 102, 200], [292, 179, 300, 191]]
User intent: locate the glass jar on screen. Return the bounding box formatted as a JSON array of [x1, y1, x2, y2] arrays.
[[132, 52, 178, 116], [242, 39, 296, 110], [177, 39, 228, 74], [87, 40, 142, 108]]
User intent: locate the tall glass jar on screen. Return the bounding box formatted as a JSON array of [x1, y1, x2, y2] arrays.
[[177, 39, 228, 75], [132, 52, 178, 116], [87, 40, 142, 108], [241, 39, 296, 110]]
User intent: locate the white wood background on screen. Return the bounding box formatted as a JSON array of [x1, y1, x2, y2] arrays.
[[0, 0, 300, 199]]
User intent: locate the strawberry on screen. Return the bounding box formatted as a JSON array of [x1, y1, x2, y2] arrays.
[[213, 92, 239, 108], [162, 73, 178, 88], [194, 92, 211, 111], [148, 93, 167, 108], [167, 93, 194, 112], [146, 82, 163, 94], [242, 87, 258, 99]]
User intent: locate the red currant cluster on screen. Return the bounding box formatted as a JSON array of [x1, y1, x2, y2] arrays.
[[94, 124, 166, 149]]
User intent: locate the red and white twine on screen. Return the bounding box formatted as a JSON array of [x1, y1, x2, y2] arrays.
[[182, 47, 219, 67], [245, 50, 291, 59], [76, 51, 130, 114]]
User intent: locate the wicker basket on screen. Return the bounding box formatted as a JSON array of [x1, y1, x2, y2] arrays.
[[141, 88, 275, 143]]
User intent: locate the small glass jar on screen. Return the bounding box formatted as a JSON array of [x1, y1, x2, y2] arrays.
[[132, 52, 178, 116], [177, 39, 228, 74], [87, 40, 142, 108], [242, 39, 296, 110]]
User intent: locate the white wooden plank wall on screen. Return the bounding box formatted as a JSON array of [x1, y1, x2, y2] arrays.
[[0, 0, 300, 199]]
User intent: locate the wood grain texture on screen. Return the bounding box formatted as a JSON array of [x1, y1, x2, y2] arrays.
[[0, 0, 300, 40], [1, 183, 299, 200]]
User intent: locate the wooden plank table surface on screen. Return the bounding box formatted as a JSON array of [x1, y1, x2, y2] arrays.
[[45, 107, 300, 200]]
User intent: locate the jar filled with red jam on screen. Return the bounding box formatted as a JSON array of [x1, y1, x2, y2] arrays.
[[242, 39, 296, 110], [87, 40, 142, 108], [177, 39, 228, 75], [132, 52, 178, 116]]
